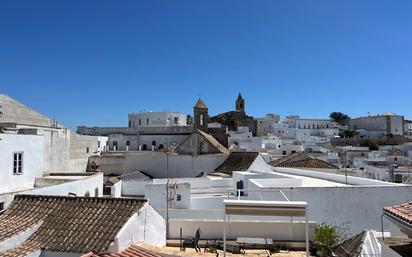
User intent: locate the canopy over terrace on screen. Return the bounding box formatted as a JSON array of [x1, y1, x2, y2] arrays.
[[223, 199, 309, 257]]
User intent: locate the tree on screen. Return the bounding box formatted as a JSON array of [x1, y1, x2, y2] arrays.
[[339, 130, 358, 138], [360, 139, 379, 150], [186, 114, 193, 125], [330, 112, 350, 126]]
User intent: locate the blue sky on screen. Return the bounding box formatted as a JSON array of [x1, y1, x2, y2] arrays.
[[1, 0, 411, 129]]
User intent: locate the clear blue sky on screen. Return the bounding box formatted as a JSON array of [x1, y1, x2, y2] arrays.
[[1, 0, 411, 129]]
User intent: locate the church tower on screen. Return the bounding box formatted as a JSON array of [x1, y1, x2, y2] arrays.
[[236, 93, 245, 113], [193, 98, 208, 132]]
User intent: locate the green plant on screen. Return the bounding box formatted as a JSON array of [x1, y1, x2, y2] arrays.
[[330, 112, 350, 126], [205, 246, 217, 253], [360, 139, 379, 150], [313, 224, 341, 256]]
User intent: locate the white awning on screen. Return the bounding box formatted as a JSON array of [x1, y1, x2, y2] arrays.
[[224, 200, 307, 216]]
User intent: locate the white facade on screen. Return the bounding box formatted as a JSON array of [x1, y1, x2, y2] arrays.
[[128, 112, 187, 128], [350, 114, 404, 137], [256, 113, 280, 136], [271, 116, 339, 143], [0, 133, 44, 195]]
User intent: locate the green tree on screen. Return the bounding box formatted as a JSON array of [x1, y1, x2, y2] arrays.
[[339, 130, 358, 138], [330, 112, 350, 126], [186, 114, 193, 125], [360, 139, 379, 150]]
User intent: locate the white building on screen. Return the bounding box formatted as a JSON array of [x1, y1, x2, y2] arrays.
[[0, 94, 107, 173], [350, 113, 405, 137], [272, 116, 339, 143], [0, 133, 44, 199], [128, 111, 187, 128], [256, 113, 280, 136]]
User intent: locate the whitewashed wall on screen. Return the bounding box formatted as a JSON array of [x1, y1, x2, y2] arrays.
[[145, 183, 190, 209], [110, 203, 166, 252], [24, 173, 103, 197], [0, 134, 44, 194]]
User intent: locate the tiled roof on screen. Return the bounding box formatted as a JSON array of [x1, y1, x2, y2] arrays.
[[213, 152, 259, 176], [277, 159, 338, 169], [268, 151, 307, 167], [197, 129, 230, 155], [333, 230, 367, 257], [0, 195, 146, 256], [119, 171, 152, 181], [268, 151, 338, 169], [384, 201, 412, 225], [194, 98, 207, 109], [83, 245, 162, 257]]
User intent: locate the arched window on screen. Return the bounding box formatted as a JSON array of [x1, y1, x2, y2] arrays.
[[84, 191, 90, 197]]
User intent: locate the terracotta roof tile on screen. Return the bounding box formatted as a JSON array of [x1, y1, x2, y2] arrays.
[[212, 152, 259, 176], [333, 230, 367, 257], [84, 245, 162, 257], [384, 201, 412, 225], [268, 151, 338, 169], [194, 98, 207, 109], [277, 159, 338, 169], [0, 195, 147, 256]]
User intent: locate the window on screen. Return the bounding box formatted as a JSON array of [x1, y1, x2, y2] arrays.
[[0, 202, 4, 213], [86, 147, 89, 154], [282, 151, 287, 155], [176, 194, 182, 201], [174, 117, 179, 125], [98, 141, 101, 148], [146, 118, 149, 125], [139, 119, 141, 126], [13, 152, 23, 175], [152, 140, 156, 146], [126, 140, 130, 146], [200, 114, 204, 126], [128, 121, 131, 127]]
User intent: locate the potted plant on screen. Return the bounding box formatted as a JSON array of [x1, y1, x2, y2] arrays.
[[312, 224, 341, 257]]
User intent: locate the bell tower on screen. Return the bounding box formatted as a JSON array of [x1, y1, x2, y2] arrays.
[[193, 98, 208, 132], [236, 93, 245, 113]]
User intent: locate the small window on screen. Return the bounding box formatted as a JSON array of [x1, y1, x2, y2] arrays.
[[126, 140, 130, 146], [139, 119, 141, 126], [86, 147, 89, 153], [174, 117, 179, 124], [146, 118, 149, 125], [128, 121, 131, 127], [98, 141, 101, 148], [394, 157, 398, 161], [282, 151, 287, 155], [0, 202, 4, 213], [176, 194, 182, 201], [200, 114, 204, 126], [152, 140, 156, 146], [13, 152, 23, 175]]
